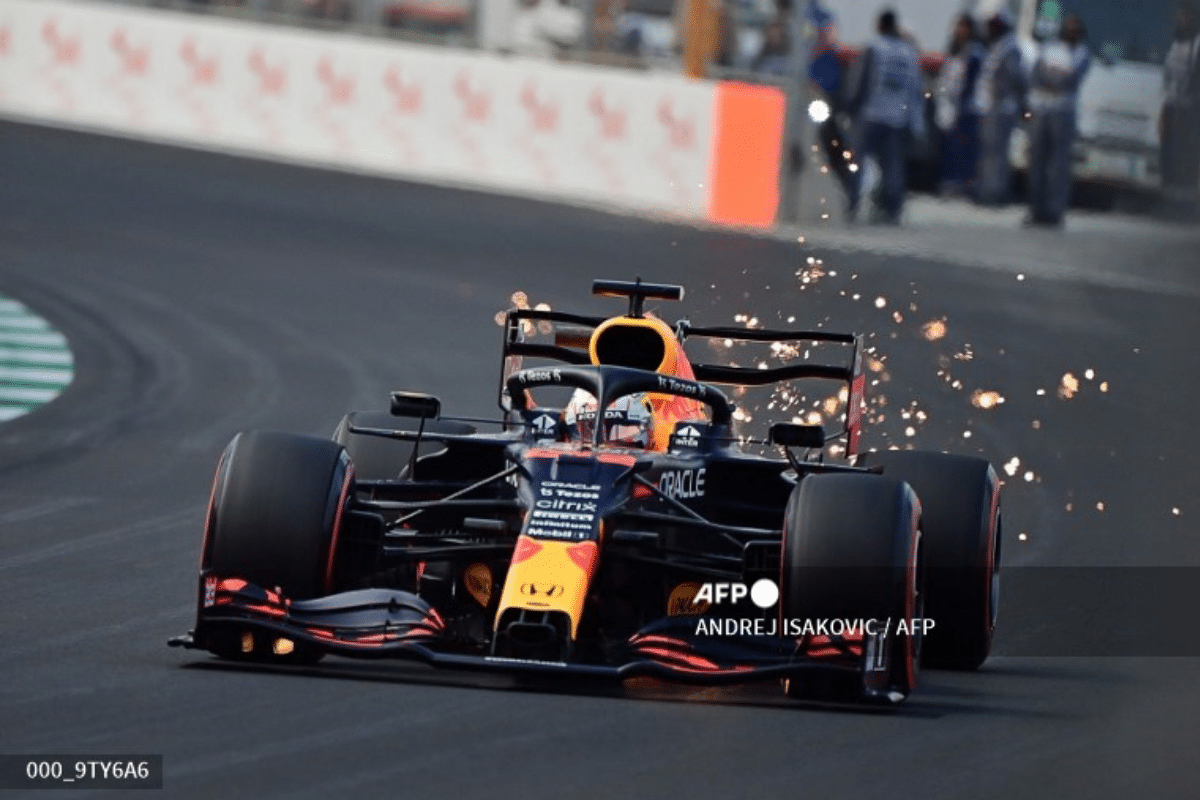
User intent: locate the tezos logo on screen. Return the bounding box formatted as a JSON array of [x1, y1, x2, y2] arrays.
[[521, 368, 562, 384], [693, 578, 779, 609]]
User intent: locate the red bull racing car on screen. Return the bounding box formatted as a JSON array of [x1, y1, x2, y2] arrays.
[[170, 279, 1001, 704]]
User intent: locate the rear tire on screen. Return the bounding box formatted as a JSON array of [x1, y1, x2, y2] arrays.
[[780, 473, 923, 702], [855, 450, 1000, 670]]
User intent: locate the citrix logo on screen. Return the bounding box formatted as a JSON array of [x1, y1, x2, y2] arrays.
[[693, 578, 779, 609]]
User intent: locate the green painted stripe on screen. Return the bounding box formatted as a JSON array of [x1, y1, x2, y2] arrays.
[[0, 385, 60, 403], [0, 365, 74, 384], [0, 346, 73, 366], [0, 405, 37, 422], [0, 294, 74, 423], [0, 316, 51, 331], [0, 330, 68, 347]]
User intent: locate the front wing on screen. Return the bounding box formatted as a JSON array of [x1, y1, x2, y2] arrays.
[[169, 577, 901, 702]]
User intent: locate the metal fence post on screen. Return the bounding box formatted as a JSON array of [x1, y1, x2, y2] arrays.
[[581, 0, 596, 52], [775, 2, 815, 224]]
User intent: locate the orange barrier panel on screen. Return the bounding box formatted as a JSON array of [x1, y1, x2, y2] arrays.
[[707, 82, 786, 228]]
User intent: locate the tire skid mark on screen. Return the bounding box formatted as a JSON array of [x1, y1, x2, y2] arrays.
[[0, 606, 185, 664], [0, 495, 93, 525], [0, 506, 200, 573]]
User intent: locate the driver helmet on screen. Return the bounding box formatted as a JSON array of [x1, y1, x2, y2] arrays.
[[563, 389, 653, 447]]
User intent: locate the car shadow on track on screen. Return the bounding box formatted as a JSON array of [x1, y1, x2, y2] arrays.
[[176, 657, 1073, 720]]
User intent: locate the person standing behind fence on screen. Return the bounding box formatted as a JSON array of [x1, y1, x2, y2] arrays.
[[805, 0, 858, 200], [509, 0, 584, 58], [1025, 13, 1090, 227], [976, 11, 1026, 205], [1161, 1, 1200, 215], [845, 8, 925, 224], [750, 3, 791, 75], [752, 1, 856, 199], [935, 14, 984, 197]]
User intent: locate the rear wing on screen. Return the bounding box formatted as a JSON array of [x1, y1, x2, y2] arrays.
[[676, 322, 865, 456], [498, 309, 867, 456]]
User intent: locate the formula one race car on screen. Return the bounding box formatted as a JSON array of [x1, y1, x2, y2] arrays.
[[170, 279, 1001, 705]]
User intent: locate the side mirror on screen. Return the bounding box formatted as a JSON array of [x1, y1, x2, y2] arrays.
[[768, 422, 826, 449], [390, 391, 441, 419]]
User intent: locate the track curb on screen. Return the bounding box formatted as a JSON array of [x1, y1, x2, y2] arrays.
[[0, 294, 75, 423]]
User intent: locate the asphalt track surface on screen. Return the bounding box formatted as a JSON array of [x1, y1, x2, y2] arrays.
[[2, 120, 1199, 799]]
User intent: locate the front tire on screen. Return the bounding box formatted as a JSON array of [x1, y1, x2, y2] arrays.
[[205, 431, 353, 599], [856, 450, 1000, 670], [202, 431, 354, 661], [780, 473, 923, 702]]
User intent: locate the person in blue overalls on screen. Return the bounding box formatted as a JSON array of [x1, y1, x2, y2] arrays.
[[1161, 1, 1200, 216], [976, 11, 1026, 205], [1025, 13, 1091, 227], [935, 13, 985, 196], [845, 8, 925, 224]]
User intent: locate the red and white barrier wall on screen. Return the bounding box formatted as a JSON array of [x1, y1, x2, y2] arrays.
[[0, 0, 785, 227]]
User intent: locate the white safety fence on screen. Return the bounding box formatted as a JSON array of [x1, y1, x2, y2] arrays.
[[0, 0, 722, 218]]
